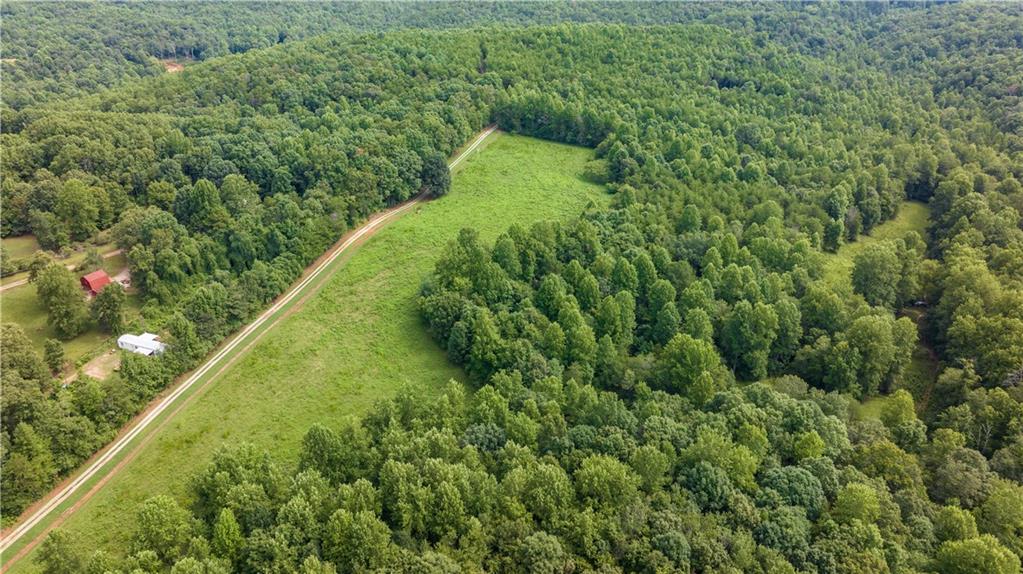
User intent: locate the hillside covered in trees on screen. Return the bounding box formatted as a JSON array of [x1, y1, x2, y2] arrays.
[[2, 2, 1022, 574], [0, 0, 803, 109]]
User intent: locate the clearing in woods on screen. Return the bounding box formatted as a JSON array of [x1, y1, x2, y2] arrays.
[[1, 235, 41, 260], [1, 242, 125, 291], [820, 201, 930, 292], [6, 132, 609, 571], [822, 201, 942, 418], [0, 250, 135, 364]]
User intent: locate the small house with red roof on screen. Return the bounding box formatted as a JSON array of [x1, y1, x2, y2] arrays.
[[81, 270, 111, 296]]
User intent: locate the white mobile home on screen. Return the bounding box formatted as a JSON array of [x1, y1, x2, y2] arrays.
[[117, 332, 167, 356]]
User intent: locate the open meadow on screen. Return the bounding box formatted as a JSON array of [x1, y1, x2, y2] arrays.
[[6, 6, 1022, 572]]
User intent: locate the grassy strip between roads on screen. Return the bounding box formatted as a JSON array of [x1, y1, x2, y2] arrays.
[[5, 132, 609, 572]]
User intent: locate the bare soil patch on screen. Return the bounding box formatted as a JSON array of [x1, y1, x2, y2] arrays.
[[82, 349, 121, 380], [62, 349, 121, 386]]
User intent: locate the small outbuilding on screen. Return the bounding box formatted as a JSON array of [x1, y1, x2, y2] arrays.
[[81, 270, 111, 295], [117, 332, 167, 356]]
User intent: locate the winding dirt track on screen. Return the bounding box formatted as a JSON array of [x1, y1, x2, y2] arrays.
[[0, 126, 497, 571]]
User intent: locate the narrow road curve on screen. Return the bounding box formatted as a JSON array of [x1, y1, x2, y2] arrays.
[[0, 249, 124, 292], [0, 125, 497, 568]]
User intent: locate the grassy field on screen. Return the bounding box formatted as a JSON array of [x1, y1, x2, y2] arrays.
[[821, 201, 930, 293], [0, 252, 133, 364], [8, 132, 608, 571], [2, 235, 41, 259], [822, 201, 940, 419], [0, 239, 120, 286], [0, 287, 111, 364]]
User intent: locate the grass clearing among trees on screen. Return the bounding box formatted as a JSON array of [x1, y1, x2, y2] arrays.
[[2, 235, 41, 259], [1, 240, 122, 286], [0, 286, 109, 364], [0, 252, 134, 364], [6, 132, 608, 571], [821, 201, 930, 293], [822, 200, 941, 416], [8, 7, 1023, 572]]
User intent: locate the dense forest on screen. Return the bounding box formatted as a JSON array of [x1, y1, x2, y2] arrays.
[[0, 1, 758, 109], [2, 2, 1022, 574]]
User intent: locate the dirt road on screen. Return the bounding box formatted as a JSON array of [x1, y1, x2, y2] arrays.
[[0, 126, 496, 571], [0, 249, 124, 292]]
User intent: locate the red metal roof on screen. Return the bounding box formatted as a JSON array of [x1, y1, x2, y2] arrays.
[[80, 270, 111, 294]]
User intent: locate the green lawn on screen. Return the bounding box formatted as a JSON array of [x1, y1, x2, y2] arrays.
[[0, 250, 133, 364], [852, 396, 889, 422], [2, 235, 41, 259], [821, 201, 930, 293], [0, 287, 112, 363], [1, 240, 120, 286], [8, 132, 608, 571]]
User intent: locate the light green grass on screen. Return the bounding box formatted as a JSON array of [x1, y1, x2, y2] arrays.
[[826, 202, 939, 419], [6, 133, 608, 572], [821, 201, 930, 293], [1, 241, 119, 286], [852, 396, 889, 422], [0, 285, 111, 363], [101, 253, 128, 276], [2, 235, 41, 259], [0, 251, 132, 364]]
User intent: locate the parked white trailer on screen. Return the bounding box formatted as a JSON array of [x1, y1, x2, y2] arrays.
[[117, 332, 167, 356]]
